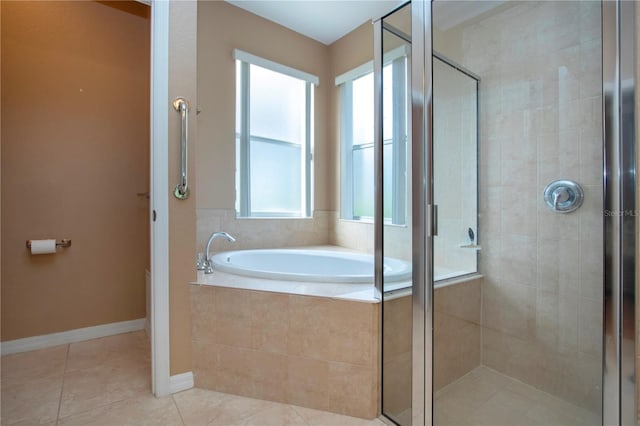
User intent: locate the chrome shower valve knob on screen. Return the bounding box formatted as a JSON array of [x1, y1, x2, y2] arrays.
[[543, 179, 584, 213]]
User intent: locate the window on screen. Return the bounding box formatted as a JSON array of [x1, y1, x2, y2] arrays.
[[337, 47, 408, 224], [234, 50, 317, 218]]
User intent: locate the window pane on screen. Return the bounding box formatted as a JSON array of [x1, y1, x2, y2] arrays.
[[351, 143, 393, 220], [352, 146, 374, 218], [383, 142, 393, 219], [250, 139, 301, 215], [352, 73, 374, 146], [250, 64, 306, 144], [236, 61, 241, 135], [382, 63, 393, 141]]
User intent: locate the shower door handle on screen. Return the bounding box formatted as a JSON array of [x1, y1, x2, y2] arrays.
[[428, 204, 438, 237], [173, 97, 190, 200]]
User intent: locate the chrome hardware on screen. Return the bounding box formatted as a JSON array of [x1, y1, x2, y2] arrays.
[[203, 232, 236, 274], [173, 97, 190, 200], [26, 239, 71, 249], [196, 252, 206, 271], [427, 204, 438, 237], [543, 179, 584, 213]]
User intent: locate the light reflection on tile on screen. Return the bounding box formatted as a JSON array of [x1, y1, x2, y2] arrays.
[[435, 366, 600, 426]]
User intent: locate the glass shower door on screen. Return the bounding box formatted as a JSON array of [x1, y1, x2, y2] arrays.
[[379, 3, 413, 425], [431, 1, 605, 425], [377, 2, 635, 425]]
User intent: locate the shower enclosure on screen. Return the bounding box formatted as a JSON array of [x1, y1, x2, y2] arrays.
[[377, 1, 636, 425]]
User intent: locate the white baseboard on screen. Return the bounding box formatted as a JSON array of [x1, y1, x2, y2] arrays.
[[169, 371, 194, 394], [1, 318, 146, 356]]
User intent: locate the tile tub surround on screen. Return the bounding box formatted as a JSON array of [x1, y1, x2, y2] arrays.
[[190, 285, 380, 419], [329, 212, 412, 262], [196, 209, 331, 253]]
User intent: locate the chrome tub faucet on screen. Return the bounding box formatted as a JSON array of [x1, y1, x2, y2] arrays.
[[198, 231, 236, 274]]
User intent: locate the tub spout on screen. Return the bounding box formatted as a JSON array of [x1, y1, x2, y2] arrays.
[[204, 232, 236, 274]]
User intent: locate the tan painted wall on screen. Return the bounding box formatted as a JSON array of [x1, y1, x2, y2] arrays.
[[1, 1, 150, 341], [168, 0, 198, 375], [196, 1, 330, 211], [195, 1, 333, 259]]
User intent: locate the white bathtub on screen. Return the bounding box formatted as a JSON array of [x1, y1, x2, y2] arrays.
[[211, 248, 411, 283], [194, 246, 479, 303]]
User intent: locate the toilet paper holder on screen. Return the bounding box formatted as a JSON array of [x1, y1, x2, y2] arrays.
[[25, 239, 72, 249]]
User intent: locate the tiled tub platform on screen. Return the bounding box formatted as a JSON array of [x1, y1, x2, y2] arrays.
[[190, 284, 380, 419]]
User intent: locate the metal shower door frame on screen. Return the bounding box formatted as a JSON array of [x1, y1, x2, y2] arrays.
[[603, 1, 637, 425]]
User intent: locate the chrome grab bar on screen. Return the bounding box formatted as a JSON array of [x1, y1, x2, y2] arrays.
[[173, 97, 190, 200]]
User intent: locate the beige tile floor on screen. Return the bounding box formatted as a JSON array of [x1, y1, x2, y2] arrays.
[[434, 366, 601, 426], [1, 331, 385, 426], [1, 330, 604, 426]]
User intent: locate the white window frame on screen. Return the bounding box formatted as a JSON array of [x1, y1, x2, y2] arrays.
[[234, 49, 317, 218], [337, 45, 408, 225]]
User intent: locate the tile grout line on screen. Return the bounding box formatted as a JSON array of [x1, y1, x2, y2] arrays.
[[171, 395, 187, 426], [55, 343, 71, 425], [289, 405, 313, 426]]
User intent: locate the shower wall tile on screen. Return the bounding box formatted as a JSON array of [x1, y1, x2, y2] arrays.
[[479, 186, 502, 235], [381, 295, 412, 417], [577, 297, 603, 357], [482, 278, 536, 339], [500, 186, 537, 237], [499, 235, 538, 287], [537, 239, 581, 295], [382, 296, 412, 363], [434, 311, 481, 390], [434, 279, 481, 325], [535, 291, 579, 355], [478, 235, 501, 280], [381, 351, 411, 418], [461, 0, 603, 412], [479, 137, 502, 187], [537, 205, 581, 241], [383, 277, 482, 417], [580, 243, 603, 302], [538, 130, 581, 186], [579, 185, 604, 243], [434, 278, 483, 390], [579, 127, 604, 186]]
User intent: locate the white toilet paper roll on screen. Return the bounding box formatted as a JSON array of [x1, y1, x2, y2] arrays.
[[30, 239, 57, 255]]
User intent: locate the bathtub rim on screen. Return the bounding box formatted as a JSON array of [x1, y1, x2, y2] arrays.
[[192, 269, 381, 303], [209, 247, 412, 284]]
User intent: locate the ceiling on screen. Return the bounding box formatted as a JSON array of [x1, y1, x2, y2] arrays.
[[225, 0, 405, 45], [225, 0, 507, 45]]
